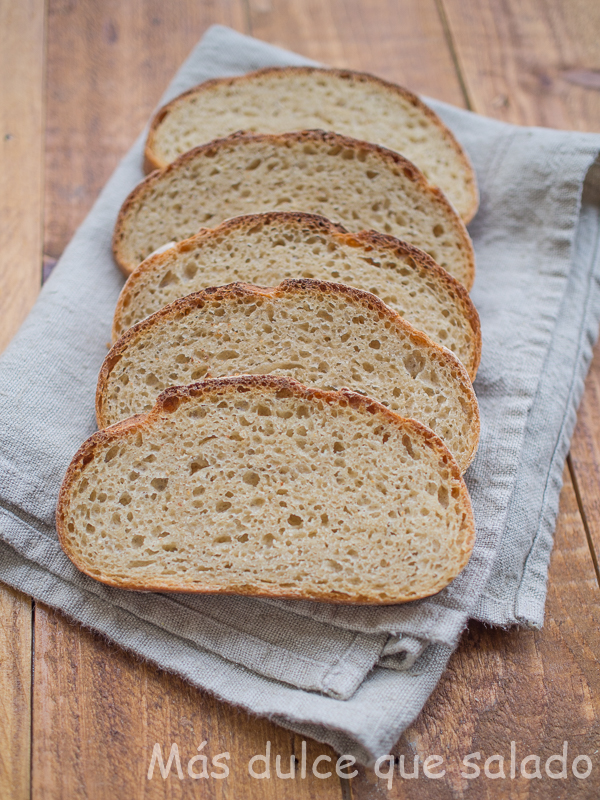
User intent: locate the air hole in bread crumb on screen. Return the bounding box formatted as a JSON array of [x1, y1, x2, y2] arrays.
[[190, 458, 209, 474], [162, 396, 181, 413], [243, 471, 260, 486], [403, 351, 425, 378], [104, 446, 119, 463], [402, 435, 415, 458], [158, 270, 177, 289]]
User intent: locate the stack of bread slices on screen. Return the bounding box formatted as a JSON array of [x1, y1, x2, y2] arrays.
[[58, 67, 481, 605]]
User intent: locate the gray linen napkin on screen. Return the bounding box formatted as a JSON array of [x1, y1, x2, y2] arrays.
[[1, 25, 599, 764]]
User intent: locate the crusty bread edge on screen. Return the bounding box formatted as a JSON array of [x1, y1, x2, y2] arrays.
[[59, 375, 476, 603], [99, 277, 480, 471], [113, 129, 476, 288], [144, 65, 479, 223], [112, 211, 481, 374]]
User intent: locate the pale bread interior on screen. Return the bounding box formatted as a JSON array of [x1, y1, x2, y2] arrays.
[[60, 379, 475, 604]]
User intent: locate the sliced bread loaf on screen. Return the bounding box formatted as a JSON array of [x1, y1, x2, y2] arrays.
[[113, 130, 475, 287], [145, 66, 478, 223], [113, 213, 481, 377], [59, 376, 476, 603], [98, 279, 480, 472]]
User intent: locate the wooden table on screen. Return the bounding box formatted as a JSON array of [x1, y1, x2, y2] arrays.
[[1, 1, 599, 797]]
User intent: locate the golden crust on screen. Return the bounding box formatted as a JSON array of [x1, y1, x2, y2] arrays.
[[58, 375, 476, 602], [98, 277, 480, 472], [144, 65, 479, 223], [113, 129, 476, 286], [112, 211, 481, 373]]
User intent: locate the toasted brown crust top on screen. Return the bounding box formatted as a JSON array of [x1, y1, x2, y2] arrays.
[[58, 375, 476, 601], [113, 129, 476, 285], [144, 65, 479, 223], [113, 211, 481, 372]]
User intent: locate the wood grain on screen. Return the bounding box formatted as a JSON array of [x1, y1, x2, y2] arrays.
[[0, 2, 45, 798], [441, 0, 600, 130], [32, 604, 343, 800], [350, 467, 600, 799], [44, 0, 248, 261], [0, 0, 45, 354], [0, 585, 32, 800], [247, 0, 466, 105], [568, 349, 600, 579]]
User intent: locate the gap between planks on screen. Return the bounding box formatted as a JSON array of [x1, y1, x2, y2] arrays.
[[568, 454, 600, 588]]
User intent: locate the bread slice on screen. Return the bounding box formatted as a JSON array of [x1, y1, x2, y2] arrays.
[[145, 66, 478, 223], [58, 376, 476, 603], [113, 130, 475, 287], [113, 212, 481, 377], [98, 279, 480, 473]]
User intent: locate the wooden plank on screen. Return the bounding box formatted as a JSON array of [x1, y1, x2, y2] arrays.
[[0, 0, 45, 353], [247, 0, 466, 104], [32, 603, 343, 800], [350, 467, 600, 798], [0, 1, 45, 799], [44, 0, 248, 261], [0, 586, 32, 800], [439, 0, 600, 130], [568, 351, 600, 574], [439, 0, 600, 568]]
